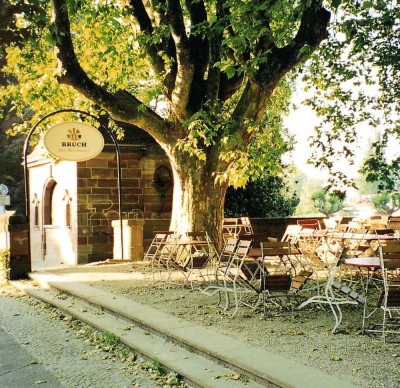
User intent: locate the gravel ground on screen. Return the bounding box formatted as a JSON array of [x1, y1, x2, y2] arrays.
[[0, 283, 185, 388], [48, 262, 400, 388], [6, 263, 400, 387]]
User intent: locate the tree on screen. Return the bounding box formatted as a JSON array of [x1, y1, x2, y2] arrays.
[[0, 1, 331, 241], [224, 176, 299, 218], [302, 0, 400, 189], [372, 192, 400, 215], [294, 177, 324, 216], [311, 188, 345, 217]]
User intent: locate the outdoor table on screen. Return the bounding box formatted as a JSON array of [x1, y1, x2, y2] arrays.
[[222, 218, 243, 239], [343, 257, 380, 268], [299, 250, 384, 333]]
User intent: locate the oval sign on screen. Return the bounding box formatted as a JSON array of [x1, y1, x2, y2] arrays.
[[44, 122, 104, 162]]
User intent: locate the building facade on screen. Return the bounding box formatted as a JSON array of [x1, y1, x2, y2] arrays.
[[27, 131, 172, 270]]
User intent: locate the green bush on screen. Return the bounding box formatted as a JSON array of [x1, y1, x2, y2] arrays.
[[0, 250, 10, 282], [224, 176, 299, 218]]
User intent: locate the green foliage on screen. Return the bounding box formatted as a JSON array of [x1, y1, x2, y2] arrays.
[[359, 137, 400, 192], [224, 176, 299, 218], [302, 0, 400, 188], [294, 178, 324, 216], [372, 192, 400, 215], [311, 188, 345, 217], [0, 121, 25, 213], [98, 331, 121, 350], [0, 250, 10, 282], [0, 0, 318, 189]]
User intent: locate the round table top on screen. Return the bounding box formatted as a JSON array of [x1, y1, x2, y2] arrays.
[[343, 257, 380, 268]]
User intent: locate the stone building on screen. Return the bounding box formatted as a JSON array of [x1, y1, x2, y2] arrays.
[[27, 126, 172, 270]]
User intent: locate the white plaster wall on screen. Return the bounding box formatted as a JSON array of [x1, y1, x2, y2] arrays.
[[29, 159, 78, 269]]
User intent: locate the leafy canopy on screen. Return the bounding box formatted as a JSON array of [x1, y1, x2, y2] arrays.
[[0, 0, 330, 189], [303, 0, 400, 189]]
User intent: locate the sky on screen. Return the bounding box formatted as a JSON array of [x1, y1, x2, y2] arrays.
[[283, 96, 378, 182]]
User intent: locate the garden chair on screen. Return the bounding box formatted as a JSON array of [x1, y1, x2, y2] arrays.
[[182, 231, 216, 287], [388, 216, 400, 231], [281, 224, 302, 244], [132, 232, 169, 274], [363, 241, 400, 342], [160, 232, 215, 289], [144, 233, 168, 265], [259, 241, 312, 313], [201, 238, 238, 298], [299, 245, 367, 333], [240, 216, 254, 235], [155, 233, 186, 282], [280, 225, 304, 272], [222, 218, 241, 241], [297, 218, 321, 230], [220, 239, 262, 316]]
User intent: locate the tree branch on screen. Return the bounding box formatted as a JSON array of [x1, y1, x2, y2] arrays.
[[128, 0, 165, 74], [166, 0, 194, 121], [229, 1, 330, 148], [185, 0, 209, 110], [50, 0, 166, 140], [258, 0, 330, 84]]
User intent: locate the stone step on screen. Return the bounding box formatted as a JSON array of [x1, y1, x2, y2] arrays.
[[15, 281, 264, 388], [19, 272, 357, 388]]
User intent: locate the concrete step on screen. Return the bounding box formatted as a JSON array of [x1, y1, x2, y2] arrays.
[[15, 281, 264, 388], [20, 272, 356, 388]]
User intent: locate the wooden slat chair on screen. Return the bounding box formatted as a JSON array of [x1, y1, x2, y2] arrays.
[[345, 229, 372, 259], [220, 239, 261, 316], [140, 233, 170, 277], [145, 233, 168, 263], [201, 238, 238, 299], [151, 233, 194, 285], [297, 218, 321, 230], [162, 231, 214, 289], [222, 218, 241, 242], [299, 246, 367, 333], [388, 216, 400, 229], [182, 231, 215, 287], [295, 228, 332, 294], [260, 241, 312, 313], [322, 217, 338, 230], [363, 241, 400, 342], [280, 225, 304, 273], [240, 216, 254, 235], [281, 224, 302, 244]]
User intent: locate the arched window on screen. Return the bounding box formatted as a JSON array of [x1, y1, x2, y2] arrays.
[[43, 178, 57, 225], [32, 193, 40, 227], [63, 190, 72, 227]]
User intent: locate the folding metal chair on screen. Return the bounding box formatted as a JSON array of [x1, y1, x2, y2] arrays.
[[222, 218, 241, 242], [201, 238, 238, 299], [181, 231, 216, 288], [220, 239, 261, 316], [240, 217, 254, 235], [299, 246, 366, 333], [144, 233, 168, 264], [259, 241, 312, 314], [281, 224, 302, 244], [363, 241, 400, 342]]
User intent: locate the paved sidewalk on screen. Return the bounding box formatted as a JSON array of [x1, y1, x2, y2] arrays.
[[0, 327, 61, 387]]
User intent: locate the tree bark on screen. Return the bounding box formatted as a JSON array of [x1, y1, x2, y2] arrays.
[[162, 147, 227, 243]]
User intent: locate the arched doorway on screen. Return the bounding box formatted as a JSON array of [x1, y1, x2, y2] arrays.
[[39, 177, 75, 268]]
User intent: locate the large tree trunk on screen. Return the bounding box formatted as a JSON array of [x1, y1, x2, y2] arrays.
[[168, 154, 227, 245]]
